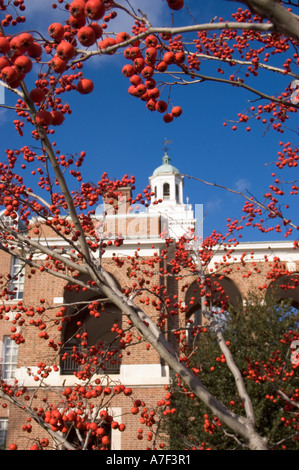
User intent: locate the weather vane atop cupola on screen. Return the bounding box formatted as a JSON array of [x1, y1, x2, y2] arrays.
[[163, 138, 172, 155]]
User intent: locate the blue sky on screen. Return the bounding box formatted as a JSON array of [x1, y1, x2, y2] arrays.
[[1, 0, 298, 243]]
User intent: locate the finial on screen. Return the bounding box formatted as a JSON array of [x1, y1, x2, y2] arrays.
[[163, 138, 172, 155]]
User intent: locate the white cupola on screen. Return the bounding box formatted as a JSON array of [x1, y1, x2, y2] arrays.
[[148, 152, 196, 240], [149, 152, 184, 206]]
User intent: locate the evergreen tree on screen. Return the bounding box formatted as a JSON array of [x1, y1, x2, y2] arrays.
[[166, 294, 299, 450]]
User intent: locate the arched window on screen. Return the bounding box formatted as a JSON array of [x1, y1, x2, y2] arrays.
[[185, 275, 243, 334], [186, 275, 242, 313], [175, 184, 179, 203], [266, 273, 299, 310], [60, 274, 122, 375], [163, 183, 170, 199]]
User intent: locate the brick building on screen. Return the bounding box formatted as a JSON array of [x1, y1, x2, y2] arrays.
[[0, 153, 298, 450]]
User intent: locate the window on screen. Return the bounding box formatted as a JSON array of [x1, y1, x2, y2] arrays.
[[60, 342, 121, 376], [10, 256, 25, 300], [63, 421, 111, 450], [163, 183, 170, 199], [2, 336, 18, 380], [266, 274, 299, 309], [60, 305, 122, 376], [61, 275, 122, 376], [186, 308, 202, 344], [176, 184, 179, 203], [0, 419, 8, 450]]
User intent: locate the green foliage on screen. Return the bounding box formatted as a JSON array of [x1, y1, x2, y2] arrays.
[[166, 294, 299, 450]]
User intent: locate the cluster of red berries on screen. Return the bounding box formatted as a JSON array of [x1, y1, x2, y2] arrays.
[[0, 0, 187, 130], [0, 32, 41, 88], [121, 30, 184, 122]]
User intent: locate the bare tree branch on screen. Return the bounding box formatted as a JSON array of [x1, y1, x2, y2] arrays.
[[183, 174, 298, 230], [240, 0, 299, 41]]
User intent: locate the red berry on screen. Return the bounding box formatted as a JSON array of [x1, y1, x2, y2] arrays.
[[0, 56, 10, 70], [167, 0, 184, 10], [89, 22, 103, 39], [13, 55, 32, 74], [35, 110, 53, 126], [77, 26, 96, 47], [56, 41, 75, 61], [85, 0, 105, 21], [163, 113, 174, 123], [1, 66, 17, 85], [77, 78, 94, 94], [122, 64, 135, 77], [145, 35, 158, 48], [51, 110, 65, 126], [116, 31, 130, 44], [27, 42, 43, 59], [50, 55, 67, 73], [29, 88, 46, 104], [99, 37, 116, 54], [0, 36, 10, 53], [101, 435, 110, 446], [163, 51, 175, 65], [18, 32, 34, 49], [156, 100, 168, 113], [171, 106, 183, 117], [48, 23, 64, 40], [30, 444, 40, 450], [69, 0, 85, 18]]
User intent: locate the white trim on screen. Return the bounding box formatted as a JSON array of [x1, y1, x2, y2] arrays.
[[208, 240, 299, 271], [109, 407, 122, 450], [14, 364, 170, 388], [14, 367, 120, 387], [120, 364, 170, 386], [287, 262, 297, 272]]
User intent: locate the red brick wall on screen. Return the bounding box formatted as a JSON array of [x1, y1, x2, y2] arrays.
[[0, 240, 298, 450]]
